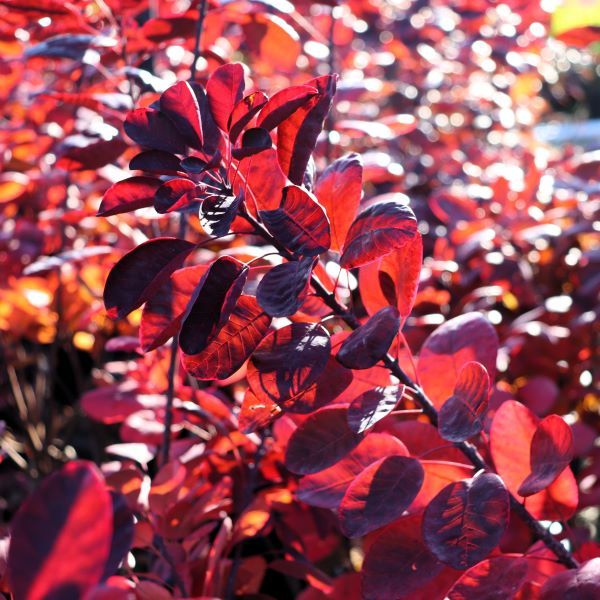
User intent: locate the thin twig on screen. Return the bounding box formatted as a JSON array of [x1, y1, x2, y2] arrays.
[[190, 0, 209, 81]]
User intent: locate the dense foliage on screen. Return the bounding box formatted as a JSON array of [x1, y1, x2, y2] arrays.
[[0, 0, 599, 599]]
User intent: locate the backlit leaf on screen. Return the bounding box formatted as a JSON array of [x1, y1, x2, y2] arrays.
[[206, 62, 245, 132], [347, 384, 404, 434], [97, 176, 160, 217], [159, 81, 203, 149]]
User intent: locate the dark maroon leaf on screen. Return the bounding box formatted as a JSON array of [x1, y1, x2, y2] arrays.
[[297, 433, 408, 509], [206, 62, 245, 132], [423, 472, 510, 570], [180, 156, 208, 174], [285, 406, 363, 475], [256, 84, 318, 131], [338, 455, 424, 537], [103, 492, 134, 580], [232, 127, 272, 159], [259, 185, 331, 257], [234, 148, 286, 211], [247, 322, 330, 404], [438, 362, 490, 443], [182, 295, 271, 380], [154, 178, 200, 213], [446, 556, 529, 600], [129, 150, 182, 175], [200, 192, 242, 236], [340, 200, 418, 269], [7, 461, 113, 600], [24, 33, 105, 60], [337, 306, 400, 369], [229, 91, 268, 143], [539, 557, 600, 600], [518, 414, 574, 497], [189, 83, 221, 154], [124, 108, 188, 155], [97, 176, 160, 217], [277, 75, 337, 184], [257, 256, 315, 317], [362, 514, 444, 600], [104, 238, 195, 320], [140, 264, 208, 352], [347, 384, 404, 434], [179, 256, 248, 356], [159, 81, 203, 150], [314, 153, 363, 253]]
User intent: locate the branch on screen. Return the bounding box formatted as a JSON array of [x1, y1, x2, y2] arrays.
[[240, 210, 580, 570], [190, 0, 209, 81]]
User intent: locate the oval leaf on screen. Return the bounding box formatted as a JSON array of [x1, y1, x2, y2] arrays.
[[182, 295, 271, 380], [229, 91, 268, 143], [97, 176, 160, 217], [422, 472, 510, 570], [438, 361, 490, 443], [340, 200, 417, 269], [490, 400, 578, 520], [7, 461, 113, 600], [297, 433, 408, 509], [159, 80, 203, 149], [285, 406, 363, 475], [540, 557, 600, 600], [517, 414, 574, 497], [256, 84, 317, 131], [337, 306, 400, 370], [104, 238, 195, 320], [206, 62, 245, 132], [257, 256, 315, 317], [338, 455, 424, 537], [247, 322, 331, 404], [129, 150, 182, 175], [259, 185, 331, 257], [124, 108, 188, 155], [314, 153, 363, 252], [179, 256, 248, 356], [417, 312, 498, 408]]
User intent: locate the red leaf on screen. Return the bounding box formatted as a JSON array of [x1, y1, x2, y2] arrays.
[[347, 385, 404, 434], [140, 264, 208, 352], [285, 406, 363, 475], [229, 91, 268, 143], [259, 185, 331, 257], [179, 256, 248, 356], [56, 138, 128, 171], [182, 295, 271, 380], [278, 354, 353, 414], [206, 62, 245, 132], [490, 400, 578, 519], [7, 461, 113, 600], [154, 178, 199, 213], [517, 414, 574, 497], [422, 472, 510, 570], [362, 514, 444, 600], [359, 233, 423, 320], [340, 200, 418, 269], [314, 153, 363, 252], [159, 81, 203, 149], [257, 256, 315, 317], [297, 433, 408, 509], [338, 455, 424, 537], [276, 74, 337, 185], [232, 127, 273, 159], [97, 176, 160, 217], [238, 388, 281, 434], [234, 148, 286, 211], [256, 84, 317, 131], [104, 492, 134, 580], [248, 322, 331, 404], [104, 238, 195, 320], [337, 307, 400, 369], [539, 557, 600, 599], [124, 108, 188, 155], [446, 556, 529, 600], [438, 361, 490, 443], [417, 312, 498, 409], [200, 192, 243, 236]]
